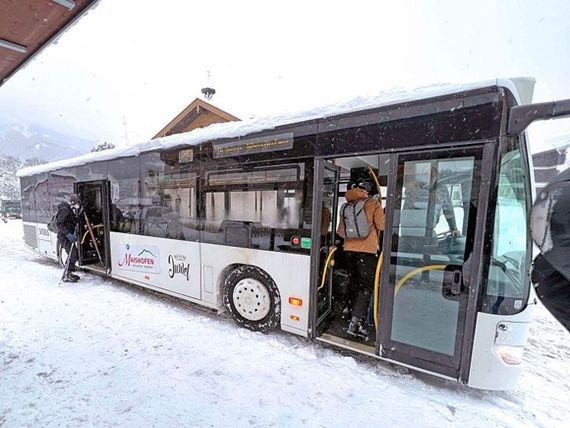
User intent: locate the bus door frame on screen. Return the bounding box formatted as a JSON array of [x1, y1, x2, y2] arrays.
[[74, 179, 112, 273], [377, 142, 496, 381], [309, 158, 341, 337]]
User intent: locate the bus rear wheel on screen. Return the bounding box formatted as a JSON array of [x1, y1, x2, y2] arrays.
[[223, 265, 280, 333]]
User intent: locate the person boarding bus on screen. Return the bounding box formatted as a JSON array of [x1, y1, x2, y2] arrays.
[[337, 181, 384, 339]]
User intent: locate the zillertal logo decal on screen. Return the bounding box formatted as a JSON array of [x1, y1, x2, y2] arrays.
[[117, 244, 160, 274], [168, 254, 190, 281]]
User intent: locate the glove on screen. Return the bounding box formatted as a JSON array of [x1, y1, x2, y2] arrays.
[[66, 233, 78, 243]]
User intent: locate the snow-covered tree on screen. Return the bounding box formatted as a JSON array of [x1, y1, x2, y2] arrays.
[[91, 141, 116, 152]]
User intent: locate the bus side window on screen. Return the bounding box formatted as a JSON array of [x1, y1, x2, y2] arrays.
[[202, 162, 310, 252]]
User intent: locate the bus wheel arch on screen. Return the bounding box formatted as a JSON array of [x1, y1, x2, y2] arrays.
[[222, 264, 281, 333]]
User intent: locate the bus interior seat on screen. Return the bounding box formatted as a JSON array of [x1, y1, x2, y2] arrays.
[[220, 220, 252, 247]]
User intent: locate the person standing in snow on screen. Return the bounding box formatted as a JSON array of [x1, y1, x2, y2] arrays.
[[57, 194, 81, 282], [337, 181, 384, 340]]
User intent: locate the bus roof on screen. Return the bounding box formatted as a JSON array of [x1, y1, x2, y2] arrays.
[[17, 77, 534, 178]]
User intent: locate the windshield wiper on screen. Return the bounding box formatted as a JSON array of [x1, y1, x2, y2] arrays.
[[491, 256, 522, 289]]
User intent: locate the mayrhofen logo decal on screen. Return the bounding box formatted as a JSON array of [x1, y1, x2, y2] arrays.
[[117, 244, 161, 274]]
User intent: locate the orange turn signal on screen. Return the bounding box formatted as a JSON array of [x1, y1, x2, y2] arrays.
[[289, 297, 303, 307], [290, 315, 300, 321]]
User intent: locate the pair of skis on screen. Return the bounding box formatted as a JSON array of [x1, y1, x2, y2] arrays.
[[59, 209, 103, 284], [81, 210, 104, 265]]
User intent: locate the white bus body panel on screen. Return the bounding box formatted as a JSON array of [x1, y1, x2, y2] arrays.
[[200, 242, 311, 336], [36, 223, 53, 257], [23, 221, 62, 262], [109, 232, 202, 300], [467, 299, 535, 390], [108, 232, 311, 337]]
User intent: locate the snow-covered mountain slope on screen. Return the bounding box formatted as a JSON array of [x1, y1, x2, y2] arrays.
[[0, 122, 94, 198], [0, 123, 94, 163]]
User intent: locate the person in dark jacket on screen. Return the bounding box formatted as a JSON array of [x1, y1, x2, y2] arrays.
[[57, 194, 81, 282], [531, 168, 570, 332]]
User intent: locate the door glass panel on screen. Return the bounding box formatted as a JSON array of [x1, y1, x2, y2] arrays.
[[77, 182, 107, 266], [390, 156, 477, 356], [317, 165, 338, 321]]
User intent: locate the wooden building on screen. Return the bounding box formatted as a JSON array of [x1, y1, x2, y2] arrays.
[[153, 98, 239, 139]]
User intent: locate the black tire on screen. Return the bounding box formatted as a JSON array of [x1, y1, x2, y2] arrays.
[[222, 265, 280, 332]]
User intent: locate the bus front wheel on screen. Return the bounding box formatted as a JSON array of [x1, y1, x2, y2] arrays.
[[223, 265, 280, 333]]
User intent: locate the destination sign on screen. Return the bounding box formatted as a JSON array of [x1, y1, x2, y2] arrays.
[[213, 132, 294, 159]]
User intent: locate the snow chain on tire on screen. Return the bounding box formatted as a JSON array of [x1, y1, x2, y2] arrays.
[[222, 265, 281, 333]]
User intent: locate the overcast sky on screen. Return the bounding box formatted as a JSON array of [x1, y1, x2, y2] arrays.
[[0, 0, 569, 152]]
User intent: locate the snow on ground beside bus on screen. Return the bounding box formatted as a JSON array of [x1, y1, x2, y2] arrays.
[[0, 221, 568, 427]]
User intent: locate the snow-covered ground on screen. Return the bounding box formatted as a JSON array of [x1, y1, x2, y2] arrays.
[[1, 221, 568, 427]]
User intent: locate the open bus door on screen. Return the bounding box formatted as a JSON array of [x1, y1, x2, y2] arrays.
[[74, 180, 111, 273], [378, 145, 492, 380], [310, 159, 340, 335]]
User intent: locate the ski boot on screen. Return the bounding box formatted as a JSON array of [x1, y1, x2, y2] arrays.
[[68, 264, 80, 281], [347, 316, 369, 341], [68, 272, 80, 281], [62, 272, 79, 283]]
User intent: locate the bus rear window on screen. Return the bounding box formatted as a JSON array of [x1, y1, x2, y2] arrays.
[[482, 144, 530, 314]]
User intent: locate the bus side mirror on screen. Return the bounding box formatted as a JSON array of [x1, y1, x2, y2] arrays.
[[507, 99, 570, 135]]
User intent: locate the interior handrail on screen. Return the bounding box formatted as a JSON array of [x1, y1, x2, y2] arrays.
[[81, 224, 104, 245], [318, 246, 337, 291], [373, 251, 384, 330], [395, 264, 448, 295]]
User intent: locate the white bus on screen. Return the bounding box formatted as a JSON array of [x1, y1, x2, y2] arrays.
[[18, 78, 567, 390]]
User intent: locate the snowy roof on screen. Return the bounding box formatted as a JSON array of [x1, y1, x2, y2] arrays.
[[17, 77, 534, 178]]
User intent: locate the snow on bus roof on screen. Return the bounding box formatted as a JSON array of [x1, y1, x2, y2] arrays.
[[16, 78, 532, 178]]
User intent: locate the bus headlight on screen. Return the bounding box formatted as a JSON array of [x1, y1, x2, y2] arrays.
[[496, 345, 524, 365]]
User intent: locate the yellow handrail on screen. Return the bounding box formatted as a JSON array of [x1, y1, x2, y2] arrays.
[[81, 224, 104, 245], [373, 251, 383, 330], [394, 264, 448, 295], [367, 165, 381, 195], [318, 246, 337, 291]]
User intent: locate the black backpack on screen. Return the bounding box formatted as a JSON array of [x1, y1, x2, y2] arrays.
[[47, 213, 58, 233]]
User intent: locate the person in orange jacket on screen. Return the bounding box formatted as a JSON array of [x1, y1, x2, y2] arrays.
[[337, 182, 384, 339]]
